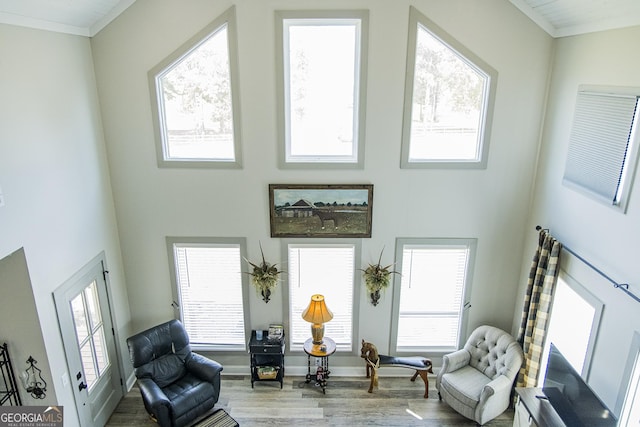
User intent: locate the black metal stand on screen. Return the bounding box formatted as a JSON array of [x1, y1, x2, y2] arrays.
[[305, 354, 331, 394], [302, 337, 336, 395], [0, 343, 22, 406]]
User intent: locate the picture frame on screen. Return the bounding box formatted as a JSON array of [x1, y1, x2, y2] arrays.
[[268, 324, 284, 341], [269, 184, 373, 238]]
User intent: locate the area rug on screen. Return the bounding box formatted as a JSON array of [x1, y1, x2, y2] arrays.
[[194, 409, 239, 427]]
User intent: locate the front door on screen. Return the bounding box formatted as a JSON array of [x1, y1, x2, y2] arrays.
[[53, 254, 122, 426]]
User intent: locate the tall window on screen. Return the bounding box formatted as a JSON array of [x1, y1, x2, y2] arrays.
[[70, 281, 110, 391], [391, 238, 476, 353], [166, 237, 249, 351], [618, 332, 640, 426], [563, 86, 640, 212], [286, 242, 359, 351], [150, 7, 242, 168], [401, 7, 496, 168], [538, 273, 603, 383], [276, 10, 369, 168]]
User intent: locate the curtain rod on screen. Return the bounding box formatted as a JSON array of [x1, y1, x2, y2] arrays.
[[536, 225, 639, 304]]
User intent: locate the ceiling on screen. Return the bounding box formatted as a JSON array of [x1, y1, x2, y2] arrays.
[[510, 0, 640, 37], [0, 0, 136, 37], [0, 0, 639, 38]]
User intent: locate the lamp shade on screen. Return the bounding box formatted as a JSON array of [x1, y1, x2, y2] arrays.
[[301, 294, 333, 324]]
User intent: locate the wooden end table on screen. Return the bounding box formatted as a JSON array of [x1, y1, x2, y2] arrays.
[[303, 337, 336, 394]]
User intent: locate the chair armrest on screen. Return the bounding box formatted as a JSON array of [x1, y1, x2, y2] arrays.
[[186, 352, 223, 383], [437, 349, 471, 389], [138, 377, 170, 406], [441, 349, 471, 374], [475, 375, 515, 424], [479, 375, 512, 405], [137, 378, 171, 426]]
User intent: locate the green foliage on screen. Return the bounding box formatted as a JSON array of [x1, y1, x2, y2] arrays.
[[361, 248, 399, 293], [245, 244, 283, 292]]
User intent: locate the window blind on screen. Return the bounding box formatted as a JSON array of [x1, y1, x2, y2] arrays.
[[563, 91, 639, 205], [173, 244, 246, 350], [397, 246, 469, 351], [288, 245, 355, 351]]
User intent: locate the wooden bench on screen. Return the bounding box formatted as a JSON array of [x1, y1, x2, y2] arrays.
[[361, 340, 433, 398]]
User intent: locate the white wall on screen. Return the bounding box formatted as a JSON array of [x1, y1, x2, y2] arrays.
[[91, 0, 552, 369], [0, 24, 130, 426], [515, 25, 640, 413], [5, 0, 637, 420], [0, 249, 56, 406]]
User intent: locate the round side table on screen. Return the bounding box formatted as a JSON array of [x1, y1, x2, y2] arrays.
[[303, 337, 336, 394]]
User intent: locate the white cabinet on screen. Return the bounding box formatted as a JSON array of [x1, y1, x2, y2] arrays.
[[513, 396, 538, 427], [514, 388, 566, 427]]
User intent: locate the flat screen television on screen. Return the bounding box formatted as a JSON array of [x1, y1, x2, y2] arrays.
[[542, 343, 617, 426]]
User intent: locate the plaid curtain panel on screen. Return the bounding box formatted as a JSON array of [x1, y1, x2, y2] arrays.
[[516, 229, 562, 387]]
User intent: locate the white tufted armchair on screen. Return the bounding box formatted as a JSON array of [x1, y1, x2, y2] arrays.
[[436, 325, 524, 425]]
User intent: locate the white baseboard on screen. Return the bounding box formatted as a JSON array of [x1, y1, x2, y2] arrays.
[[126, 371, 136, 390], [220, 365, 440, 377]]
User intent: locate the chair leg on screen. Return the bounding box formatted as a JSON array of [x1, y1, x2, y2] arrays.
[[413, 370, 429, 398], [438, 391, 442, 401]]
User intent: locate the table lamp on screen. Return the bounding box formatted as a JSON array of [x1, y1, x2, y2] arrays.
[[301, 294, 333, 344]]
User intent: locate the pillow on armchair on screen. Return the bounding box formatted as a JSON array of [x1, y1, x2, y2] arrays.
[[436, 325, 524, 425]]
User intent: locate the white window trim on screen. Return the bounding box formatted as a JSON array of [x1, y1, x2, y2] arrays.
[[538, 270, 604, 384], [149, 6, 242, 168], [166, 236, 251, 352], [616, 331, 640, 419], [282, 239, 361, 354], [390, 237, 476, 355], [275, 10, 369, 169], [400, 7, 497, 169]]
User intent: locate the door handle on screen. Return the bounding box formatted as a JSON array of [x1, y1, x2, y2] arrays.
[[78, 382, 87, 392]]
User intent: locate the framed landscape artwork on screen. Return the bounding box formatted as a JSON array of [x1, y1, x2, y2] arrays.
[[269, 184, 373, 237]]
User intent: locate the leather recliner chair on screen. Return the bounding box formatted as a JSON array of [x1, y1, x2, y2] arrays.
[[127, 319, 223, 427]]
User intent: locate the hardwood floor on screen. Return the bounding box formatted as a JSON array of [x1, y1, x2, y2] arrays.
[[106, 375, 514, 426]]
